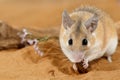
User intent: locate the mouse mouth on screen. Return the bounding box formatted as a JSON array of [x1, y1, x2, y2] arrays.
[[71, 52, 85, 63]]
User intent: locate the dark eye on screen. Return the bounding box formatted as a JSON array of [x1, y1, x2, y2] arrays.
[[68, 39, 73, 45], [82, 39, 88, 45]]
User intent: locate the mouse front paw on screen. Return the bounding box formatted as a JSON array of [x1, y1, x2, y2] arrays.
[[82, 59, 89, 69], [73, 63, 78, 71]]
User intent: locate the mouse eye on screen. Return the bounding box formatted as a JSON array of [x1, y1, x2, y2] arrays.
[[82, 39, 88, 46], [68, 39, 73, 45]]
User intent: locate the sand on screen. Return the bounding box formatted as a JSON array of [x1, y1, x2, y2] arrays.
[[0, 0, 120, 80]]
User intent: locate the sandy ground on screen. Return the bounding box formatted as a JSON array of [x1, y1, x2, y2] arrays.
[[0, 0, 120, 80]]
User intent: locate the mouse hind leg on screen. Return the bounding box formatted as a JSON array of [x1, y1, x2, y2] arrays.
[[104, 38, 118, 62], [107, 56, 112, 62]]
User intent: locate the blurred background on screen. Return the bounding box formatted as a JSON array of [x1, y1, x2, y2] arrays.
[[0, 0, 119, 29]]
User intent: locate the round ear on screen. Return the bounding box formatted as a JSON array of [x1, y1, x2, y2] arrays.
[[84, 14, 99, 33], [62, 10, 74, 29]]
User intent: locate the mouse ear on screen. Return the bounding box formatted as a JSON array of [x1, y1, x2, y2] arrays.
[[84, 14, 99, 33], [62, 10, 74, 29]]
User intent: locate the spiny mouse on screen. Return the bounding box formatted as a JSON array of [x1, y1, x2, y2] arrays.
[[59, 6, 118, 72]]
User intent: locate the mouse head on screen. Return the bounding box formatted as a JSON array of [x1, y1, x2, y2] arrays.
[[60, 10, 99, 63]]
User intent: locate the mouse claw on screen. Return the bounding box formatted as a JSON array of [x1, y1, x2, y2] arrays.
[[73, 63, 78, 71], [82, 59, 89, 69]]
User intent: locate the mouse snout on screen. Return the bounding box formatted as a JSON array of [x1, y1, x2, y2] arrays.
[[70, 52, 84, 63]]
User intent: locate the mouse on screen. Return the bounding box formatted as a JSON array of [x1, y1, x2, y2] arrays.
[[59, 6, 118, 71]]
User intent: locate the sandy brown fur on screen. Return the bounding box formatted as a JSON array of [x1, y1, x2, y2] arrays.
[[74, 6, 107, 19], [72, 6, 117, 50]]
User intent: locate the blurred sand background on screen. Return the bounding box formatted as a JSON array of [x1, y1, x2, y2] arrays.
[[0, 0, 120, 80], [0, 0, 120, 29]]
